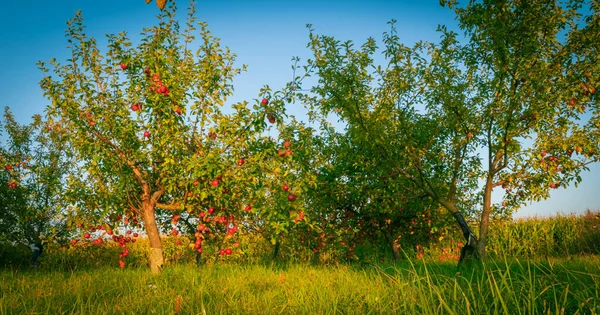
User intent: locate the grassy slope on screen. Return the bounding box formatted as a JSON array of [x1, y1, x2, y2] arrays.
[[1, 257, 599, 314]]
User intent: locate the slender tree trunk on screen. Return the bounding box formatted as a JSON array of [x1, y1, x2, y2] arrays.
[[195, 251, 202, 266], [141, 195, 163, 274], [477, 174, 494, 259], [272, 240, 281, 261], [382, 230, 401, 261]]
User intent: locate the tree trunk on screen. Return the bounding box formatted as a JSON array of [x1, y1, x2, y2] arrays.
[[272, 240, 281, 261], [382, 229, 401, 261], [449, 206, 479, 264], [195, 251, 202, 266], [477, 174, 494, 260], [142, 196, 163, 274]]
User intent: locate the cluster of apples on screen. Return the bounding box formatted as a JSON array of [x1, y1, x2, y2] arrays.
[[146, 69, 170, 96]]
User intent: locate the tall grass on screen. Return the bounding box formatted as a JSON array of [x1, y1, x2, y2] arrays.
[[1, 257, 599, 314]]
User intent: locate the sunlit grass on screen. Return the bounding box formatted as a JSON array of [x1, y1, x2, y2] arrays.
[[1, 256, 599, 314]]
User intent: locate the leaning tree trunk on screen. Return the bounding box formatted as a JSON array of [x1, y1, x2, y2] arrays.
[[382, 229, 401, 261], [141, 195, 163, 274], [449, 207, 479, 265]]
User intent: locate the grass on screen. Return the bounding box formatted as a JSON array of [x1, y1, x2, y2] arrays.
[[1, 256, 599, 314]]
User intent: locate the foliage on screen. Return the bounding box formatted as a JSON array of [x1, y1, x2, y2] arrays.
[[0, 108, 71, 249]]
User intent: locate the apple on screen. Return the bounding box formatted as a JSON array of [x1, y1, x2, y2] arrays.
[[84, 233, 91, 239], [284, 141, 291, 148], [541, 151, 547, 158], [225, 248, 233, 255], [267, 113, 276, 124], [175, 107, 182, 115], [550, 183, 557, 189], [467, 133, 473, 140], [245, 205, 251, 212], [261, 98, 269, 105], [575, 147, 582, 153], [71, 239, 77, 245], [211, 179, 220, 187], [143, 131, 150, 138], [193, 180, 199, 186], [119, 260, 125, 268], [133, 233, 138, 238], [120, 63, 127, 70], [171, 228, 179, 236], [283, 185, 289, 191], [287, 193, 297, 202], [176, 240, 182, 245], [107, 229, 113, 235], [144, 67, 150, 74], [208, 207, 215, 215], [219, 249, 226, 255], [237, 158, 245, 166], [569, 98, 576, 106], [6, 165, 12, 171]]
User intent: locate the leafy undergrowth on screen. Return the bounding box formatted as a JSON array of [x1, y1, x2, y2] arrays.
[[1, 256, 599, 314]]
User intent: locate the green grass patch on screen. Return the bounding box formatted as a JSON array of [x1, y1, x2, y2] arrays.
[[1, 256, 599, 314]]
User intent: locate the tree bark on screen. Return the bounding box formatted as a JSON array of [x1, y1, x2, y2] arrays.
[[272, 240, 281, 261], [142, 196, 163, 274], [382, 229, 401, 261], [477, 174, 494, 260]]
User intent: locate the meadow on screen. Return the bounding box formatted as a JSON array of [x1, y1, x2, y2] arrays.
[[1, 211, 599, 314]]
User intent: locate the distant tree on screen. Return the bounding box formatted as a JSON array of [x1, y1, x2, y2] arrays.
[[0, 108, 71, 263]]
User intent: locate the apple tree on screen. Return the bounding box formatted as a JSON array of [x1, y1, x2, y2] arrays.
[[294, 0, 599, 261], [0, 108, 71, 259], [38, 2, 291, 272]]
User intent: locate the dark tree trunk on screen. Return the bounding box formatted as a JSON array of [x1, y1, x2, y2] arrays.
[[272, 240, 281, 261]]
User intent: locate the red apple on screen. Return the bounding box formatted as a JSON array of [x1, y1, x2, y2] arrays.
[[245, 205, 251, 212], [120, 63, 127, 70], [176, 240, 182, 245], [119, 260, 125, 268], [171, 228, 179, 236], [467, 133, 473, 140], [225, 248, 233, 255], [71, 239, 77, 245], [6, 165, 12, 171], [261, 98, 269, 105], [84, 233, 91, 239], [237, 158, 245, 166], [208, 207, 215, 215], [284, 141, 291, 148], [219, 249, 226, 255], [283, 185, 289, 191], [211, 179, 220, 187], [133, 233, 138, 238], [267, 113, 276, 124], [287, 193, 297, 202], [143, 131, 150, 138]]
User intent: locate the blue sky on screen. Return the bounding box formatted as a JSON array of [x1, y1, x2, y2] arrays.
[[1, 0, 597, 218]]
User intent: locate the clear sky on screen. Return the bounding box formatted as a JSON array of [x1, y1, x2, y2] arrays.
[[1, 0, 597, 218]]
